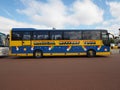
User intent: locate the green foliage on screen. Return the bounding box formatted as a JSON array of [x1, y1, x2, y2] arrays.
[[109, 38, 115, 43]]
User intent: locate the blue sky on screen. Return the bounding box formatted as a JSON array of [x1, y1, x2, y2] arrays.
[[0, 0, 120, 35]]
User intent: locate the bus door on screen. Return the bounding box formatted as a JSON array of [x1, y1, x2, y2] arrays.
[[101, 31, 110, 46], [22, 32, 31, 46]]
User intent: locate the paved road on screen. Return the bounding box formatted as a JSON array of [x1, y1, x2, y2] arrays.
[[0, 54, 120, 90]]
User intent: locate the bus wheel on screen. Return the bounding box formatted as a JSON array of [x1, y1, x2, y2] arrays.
[[34, 50, 43, 58], [87, 50, 96, 57]]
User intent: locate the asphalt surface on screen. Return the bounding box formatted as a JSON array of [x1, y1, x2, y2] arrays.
[[0, 53, 120, 90]]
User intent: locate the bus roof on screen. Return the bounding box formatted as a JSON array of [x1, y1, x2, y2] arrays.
[[12, 28, 36, 31], [11, 28, 108, 32]]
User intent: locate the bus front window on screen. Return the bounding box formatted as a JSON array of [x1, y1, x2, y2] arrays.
[[102, 31, 110, 46], [0, 36, 5, 47]]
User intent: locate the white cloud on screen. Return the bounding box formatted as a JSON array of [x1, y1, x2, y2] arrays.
[[17, 0, 67, 28], [67, 0, 104, 26], [0, 16, 48, 34], [96, 23, 120, 36], [108, 24, 120, 36], [108, 2, 120, 20], [99, 1, 120, 36], [17, 0, 104, 27]]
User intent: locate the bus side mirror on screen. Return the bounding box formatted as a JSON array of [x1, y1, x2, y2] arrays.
[[108, 33, 114, 39], [106, 33, 109, 35]]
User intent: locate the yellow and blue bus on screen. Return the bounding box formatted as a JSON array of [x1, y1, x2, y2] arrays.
[[9, 28, 111, 58]]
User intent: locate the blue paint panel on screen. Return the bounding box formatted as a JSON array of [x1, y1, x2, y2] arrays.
[[84, 46, 110, 52], [85, 46, 97, 51], [98, 46, 110, 52], [67, 46, 85, 52], [12, 46, 33, 54], [11, 45, 110, 54]]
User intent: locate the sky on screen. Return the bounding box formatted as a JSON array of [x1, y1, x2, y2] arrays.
[[0, 0, 120, 35]]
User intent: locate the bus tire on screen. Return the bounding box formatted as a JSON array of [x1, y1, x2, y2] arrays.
[[33, 50, 43, 58], [87, 50, 96, 57]]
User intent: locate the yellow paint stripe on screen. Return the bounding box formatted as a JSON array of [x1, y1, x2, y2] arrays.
[[43, 53, 51, 56], [79, 53, 86, 55], [27, 54, 33, 56], [96, 52, 110, 56], [52, 53, 65, 56], [65, 53, 78, 55], [9, 53, 33, 56], [9, 52, 111, 57]]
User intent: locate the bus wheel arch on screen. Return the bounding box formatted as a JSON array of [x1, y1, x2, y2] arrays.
[[33, 49, 43, 58], [87, 49, 96, 57]]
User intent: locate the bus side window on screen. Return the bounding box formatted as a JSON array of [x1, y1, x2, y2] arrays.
[[23, 32, 31, 40], [50, 31, 62, 40], [64, 32, 70, 40], [83, 31, 100, 40], [33, 31, 49, 40], [64, 31, 81, 40]]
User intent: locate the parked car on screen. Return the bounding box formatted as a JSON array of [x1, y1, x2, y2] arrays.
[[110, 43, 118, 49]]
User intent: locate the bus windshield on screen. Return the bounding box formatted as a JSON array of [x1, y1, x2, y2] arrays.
[[0, 33, 8, 47], [0, 40, 4, 47], [101, 31, 110, 46]]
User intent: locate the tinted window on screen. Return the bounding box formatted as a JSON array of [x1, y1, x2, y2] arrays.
[[101, 31, 109, 46], [83, 31, 100, 40], [0, 36, 3, 46], [64, 31, 81, 40], [0, 35, 5, 45], [23, 32, 31, 40], [33, 31, 49, 40], [101, 31, 108, 40], [12, 31, 22, 40], [50, 31, 62, 40]]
